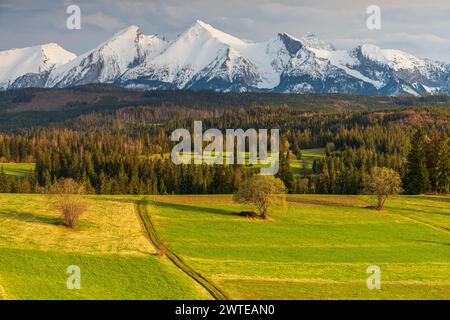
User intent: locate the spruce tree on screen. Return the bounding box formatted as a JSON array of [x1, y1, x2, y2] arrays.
[[435, 135, 450, 193], [404, 129, 431, 194]]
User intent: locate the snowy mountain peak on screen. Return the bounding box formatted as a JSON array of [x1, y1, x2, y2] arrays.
[[46, 24, 169, 88], [94, 25, 145, 52], [358, 44, 389, 65], [193, 19, 213, 30], [0, 43, 76, 89], [300, 32, 335, 51], [2, 20, 450, 96], [357, 44, 428, 72], [110, 25, 141, 39], [184, 20, 246, 47], [277, 33, 303, 57]]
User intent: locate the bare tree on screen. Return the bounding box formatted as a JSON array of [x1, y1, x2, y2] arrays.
[[50, 178, 87, 228], [363, 167, 403, 210], [233, 175, 286, 219]]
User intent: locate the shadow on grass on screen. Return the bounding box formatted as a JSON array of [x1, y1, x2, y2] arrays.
[[413, 196, 450, 205], [151, 201, 236, 217], [286, 196, 365, 208], [415, 239, 450, 246], [92, 197, 138, 204], [394, 206, 450, 218], [0, 209, 59, 225]]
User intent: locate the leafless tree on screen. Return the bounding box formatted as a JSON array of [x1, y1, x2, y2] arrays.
[[50, 178, 87, 228]]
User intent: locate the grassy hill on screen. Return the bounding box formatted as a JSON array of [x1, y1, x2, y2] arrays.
[[0, 194, 209, 300], [145, 194, 450, 299]]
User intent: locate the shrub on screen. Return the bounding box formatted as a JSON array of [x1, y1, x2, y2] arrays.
[[50, 179, 87, 228]]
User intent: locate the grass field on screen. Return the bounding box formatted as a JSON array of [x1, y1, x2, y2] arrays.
[[146, 194, 450, 299], [0, 163, 35, 177], [0, 194, 209, 300], [1, 192, 448, 300], [291, 148, 325, 176]]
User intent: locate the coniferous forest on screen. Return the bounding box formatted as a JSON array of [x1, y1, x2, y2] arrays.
[[0, 86, 449, 195]]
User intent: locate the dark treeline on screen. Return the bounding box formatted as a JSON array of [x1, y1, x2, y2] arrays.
[[3, 85, 450, 131], [0, 104, 449, 195]]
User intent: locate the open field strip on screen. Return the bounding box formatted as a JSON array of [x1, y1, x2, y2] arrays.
[[147, 194, 450, 299], [0, 194, 210, 299], [0, 163, 35, 177], [291, 148, 325, 175]]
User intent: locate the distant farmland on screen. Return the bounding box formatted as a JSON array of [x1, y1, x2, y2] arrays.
[[0, 163, 35, 177]]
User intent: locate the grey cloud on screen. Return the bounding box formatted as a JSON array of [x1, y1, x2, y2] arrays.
[[0, 0, 449, 62]]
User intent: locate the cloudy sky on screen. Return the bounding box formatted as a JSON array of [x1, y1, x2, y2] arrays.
[[1, 0, 450, 61]]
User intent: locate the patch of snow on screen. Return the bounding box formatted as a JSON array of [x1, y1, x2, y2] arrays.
[[360, 44, 428, 73], [422, 84, 440, 94], [401, 84, 420, 96], [310, 47, 384, 89], [301, 32, 335, 51]]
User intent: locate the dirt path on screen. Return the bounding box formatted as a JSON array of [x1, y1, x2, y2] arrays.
[[135, 197, 228, 300]]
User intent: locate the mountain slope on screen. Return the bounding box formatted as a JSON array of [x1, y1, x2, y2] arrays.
[[120, 22, 333, 91], [46, 26, 167, 88], [120, 20, 259, 90]]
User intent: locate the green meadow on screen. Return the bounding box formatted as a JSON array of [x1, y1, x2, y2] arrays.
[[146, 194, 450, 299], [0, 163, 35, 177], [0, 194, 209, 300], [291, 148, 325, 175], [0, 193, 448, 299]]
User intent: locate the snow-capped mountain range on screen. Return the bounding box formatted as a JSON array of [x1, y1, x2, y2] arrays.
[[2, 20, 450, 96]]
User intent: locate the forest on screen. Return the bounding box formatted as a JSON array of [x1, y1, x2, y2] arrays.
[[0, 86, 449, 196]]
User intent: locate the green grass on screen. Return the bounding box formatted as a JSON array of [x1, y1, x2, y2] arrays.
[[2, 192, 448, 300], [147, 194, 450, 299], [0, 194, 209, 300], [291, 148, 325, 176], [0, 163, 35, 177], [0, 247, 206, 300], [383, 195, 450, 231]]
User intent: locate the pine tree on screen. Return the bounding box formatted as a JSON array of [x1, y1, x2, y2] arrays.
[[426, 131, 441, 192], [276, 150, 294, 192], [435, 134, 450, 193], [404, 129, 431, 194]]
